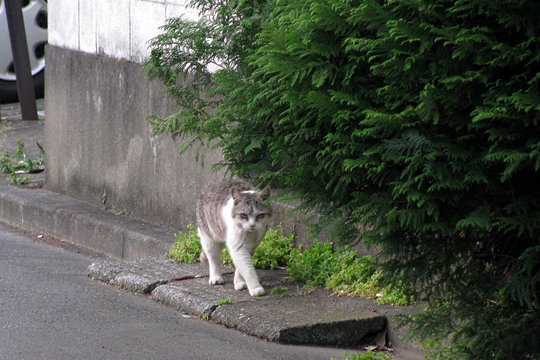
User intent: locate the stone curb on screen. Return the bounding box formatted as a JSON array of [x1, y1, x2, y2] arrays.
[[0, 185, 174, 259], [87, 257, 387, 347]]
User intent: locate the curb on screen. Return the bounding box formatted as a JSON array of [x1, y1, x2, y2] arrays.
[[87, 257, 387, 347], [0, 185, 174, 259]]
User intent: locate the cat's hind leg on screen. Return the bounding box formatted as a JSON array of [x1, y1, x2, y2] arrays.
[[198, 228, 224, 285]]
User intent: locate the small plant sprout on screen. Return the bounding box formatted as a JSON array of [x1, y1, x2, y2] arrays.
[[217, 298, 234, 305], [270, 287, 288, 296]]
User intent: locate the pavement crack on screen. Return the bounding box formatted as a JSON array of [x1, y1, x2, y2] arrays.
[[170, 275, 196, 282]]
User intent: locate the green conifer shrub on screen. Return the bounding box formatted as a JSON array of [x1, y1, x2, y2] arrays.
[[145, 0, 540, 357]]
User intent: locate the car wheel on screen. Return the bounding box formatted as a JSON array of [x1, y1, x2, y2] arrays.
[[0, 0, 47, 104]]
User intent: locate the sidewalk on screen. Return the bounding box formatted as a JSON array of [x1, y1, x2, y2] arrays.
[[0, 101, 424, 359]]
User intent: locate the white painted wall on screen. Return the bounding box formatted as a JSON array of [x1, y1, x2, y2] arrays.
[[48, 0, 199, 63]]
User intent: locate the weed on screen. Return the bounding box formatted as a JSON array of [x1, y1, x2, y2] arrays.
[[167, 224, 294, 270], [270, 287, 288, 295], [288, 241, 351, 287], [0, 140, 44, 185], [167, 225, 413, 305], [10, 172, 29, 185], [221, 247, 233, 266], [166, 224, 202, 263], [217, 298, 234, 305], [288, 241, 414, 306], [332, 352, 392, 360], [253, 226, 294, 269]]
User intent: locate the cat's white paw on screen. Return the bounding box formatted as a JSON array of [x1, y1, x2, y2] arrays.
[[234, 281, 247, 291], [249, 286, 265, 297], [209, 276, 224, 285]]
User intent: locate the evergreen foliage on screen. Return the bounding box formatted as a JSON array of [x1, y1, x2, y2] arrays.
[[145, 0, 540, 358]]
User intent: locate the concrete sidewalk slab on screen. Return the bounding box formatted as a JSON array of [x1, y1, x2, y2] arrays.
[[87, 257, 387, 347], [88, 257, 212, 294], [211, 295, 386, 346], [151, 269, 302, 317]]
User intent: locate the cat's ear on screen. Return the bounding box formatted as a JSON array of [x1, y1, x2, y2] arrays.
[[231, 187, 241, 203], [259, 186, 271, 200]]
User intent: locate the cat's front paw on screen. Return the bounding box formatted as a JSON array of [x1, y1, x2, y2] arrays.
[[209, 276, 224, 285], [249, 286, 265, 297], [234, 281, 247, 291]]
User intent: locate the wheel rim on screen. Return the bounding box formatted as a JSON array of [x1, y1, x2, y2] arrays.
[[0, 0, 48, 82]]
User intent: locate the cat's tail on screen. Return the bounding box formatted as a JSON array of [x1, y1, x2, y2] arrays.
[[199, 250, 208, 263]]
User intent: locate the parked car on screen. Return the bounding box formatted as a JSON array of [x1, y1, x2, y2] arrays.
[[0, 0, 47, 104]]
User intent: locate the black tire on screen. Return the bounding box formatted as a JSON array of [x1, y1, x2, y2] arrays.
[[0, 69, 44, 104], [0, 0, 47, 104]]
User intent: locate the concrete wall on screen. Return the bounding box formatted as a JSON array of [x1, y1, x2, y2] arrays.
[[45, 0, 217, 231], [45, 45, 223, 231]]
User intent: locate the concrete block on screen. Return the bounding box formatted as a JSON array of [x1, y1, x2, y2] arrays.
[[0, 188, 23, 226], [87, 257, 210, 293], [121, 224, 174, 259], [211, 296, 386, 346], [51, 204, 89, 244], [152, 281, 223, 316], [20, 193, 60, 231], [151, 271, 256, 317], [151, 268, 301, 316]]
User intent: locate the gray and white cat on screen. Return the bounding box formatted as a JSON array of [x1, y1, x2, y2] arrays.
[[196, 179, 272, 297]]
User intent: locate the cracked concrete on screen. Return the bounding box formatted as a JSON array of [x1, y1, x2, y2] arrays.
[[87, 257, 388, 347]]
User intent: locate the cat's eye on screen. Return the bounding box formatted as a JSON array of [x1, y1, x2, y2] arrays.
[[239, 213, 248, 220], [256, 214, 266, 220]]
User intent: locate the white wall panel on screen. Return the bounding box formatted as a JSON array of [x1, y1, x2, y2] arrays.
[[48, 0, 79, 49], [130, 0, 166, 63], [49, 0, 200, 61], [96, 0, 130, 59], [79, 0, 97, 53], [165, 2, 198, 21]]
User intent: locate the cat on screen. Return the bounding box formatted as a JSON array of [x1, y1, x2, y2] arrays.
[[196, 179, 272, 297]]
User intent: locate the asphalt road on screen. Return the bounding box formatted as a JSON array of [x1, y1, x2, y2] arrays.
[[0, 222, 350, 360]]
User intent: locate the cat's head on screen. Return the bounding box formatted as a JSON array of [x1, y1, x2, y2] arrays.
[[230, 187, 272, 232]]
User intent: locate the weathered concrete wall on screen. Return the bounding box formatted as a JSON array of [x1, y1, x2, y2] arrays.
[[44, 0, 220, 232], [44, 45, 223, 231]]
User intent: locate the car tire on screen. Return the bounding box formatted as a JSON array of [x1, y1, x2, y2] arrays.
[[0, 0, 47, 104], [0, 70, 44, 104]]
